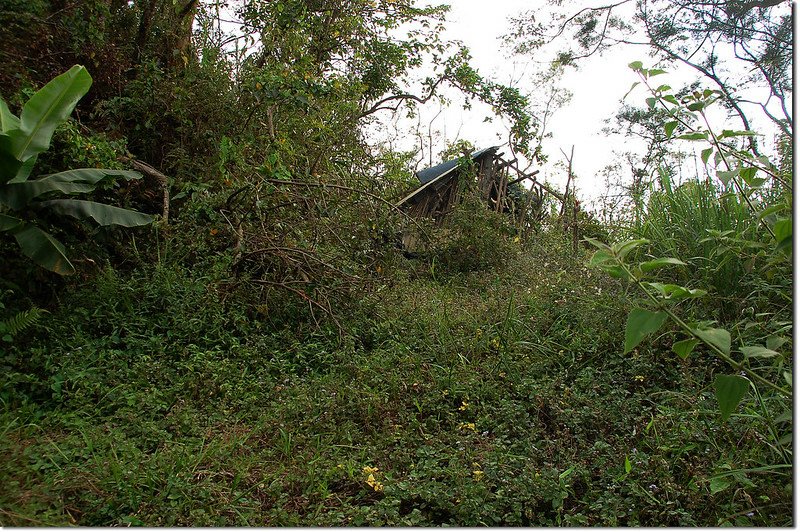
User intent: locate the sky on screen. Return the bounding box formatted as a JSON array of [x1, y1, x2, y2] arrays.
[[366, 0, 663, 204], [370, 0, 788, 206]]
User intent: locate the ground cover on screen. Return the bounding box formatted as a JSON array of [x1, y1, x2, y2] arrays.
[[1, 236, 789, 526]]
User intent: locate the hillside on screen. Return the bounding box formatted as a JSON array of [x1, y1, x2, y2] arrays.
[[0, 0, 792, 526]]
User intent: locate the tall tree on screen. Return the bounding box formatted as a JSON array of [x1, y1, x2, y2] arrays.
[[508, 0, 793, 151]]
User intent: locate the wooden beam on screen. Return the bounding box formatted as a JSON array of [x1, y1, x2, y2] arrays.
[[507, 169, 540, 187]]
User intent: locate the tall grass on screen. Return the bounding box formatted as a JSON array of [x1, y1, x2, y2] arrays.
[[634, 171, 764, 309]]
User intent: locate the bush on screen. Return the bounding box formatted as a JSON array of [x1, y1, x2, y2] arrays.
[[430, 195, 518, 275]]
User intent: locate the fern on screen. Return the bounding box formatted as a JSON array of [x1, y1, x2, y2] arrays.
[[0, 307, 43, 341]]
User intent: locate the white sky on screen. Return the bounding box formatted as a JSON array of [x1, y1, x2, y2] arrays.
[[371, 0, 788, 205]]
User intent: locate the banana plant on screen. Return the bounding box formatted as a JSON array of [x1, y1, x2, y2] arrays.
[[0, 65, 152, 275]]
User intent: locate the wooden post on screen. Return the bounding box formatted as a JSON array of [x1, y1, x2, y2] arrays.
[[559, 146, 575, 231]]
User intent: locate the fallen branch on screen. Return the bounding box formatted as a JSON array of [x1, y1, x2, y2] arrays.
[[121, 157, 170, 224], [261, 178, 432, 243]]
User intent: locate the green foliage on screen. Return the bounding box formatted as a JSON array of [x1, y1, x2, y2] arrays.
[[586, 65, 792, 517], [0, 3, 791, 528], [0, 66, 152, 274], [0, 293, 43, 342], [429, 194, 518, 275]]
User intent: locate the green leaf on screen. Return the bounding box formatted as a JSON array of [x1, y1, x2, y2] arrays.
[[714, 374, 749, 421], [716, 169, 738, 185], [645, 282, 706, 300], [719, 129, 757, 138], [672, 338, 699, 359], [584, 237, 612, 251], [740, 345, 780, 358], [0, 133, 23, 183], [603, 264, 631, 279], [645, 97, 657, 109], [709, 476, 730, 494], [766, 336, 787, 351], [624, 456, 632, 473], [662, 95, 679, 105], [639, 257, 685, 273], [700, 147, 713, 165], [647, 68, 667, 77], [613, 238, 649, 259], [664, 121, 679, 138], [589, 249, 615, 267], [773, 218, 791, 254], [758, 204, 786, 220], [676, 132, 707, 140], [624, 308, 667, 353], [10, 155, 38, 183], [0, 98, 20, 133], [9, 65, 92, 163], [628, 61, 643, 71], [687, 102, 705, 111], [694, 328, 731, 355], [0, 168, 141, 210], [37, 199, 153, 227], [622, 81, 640, 100], [8, 222, 75, 274], [0, 213, 24, 231]]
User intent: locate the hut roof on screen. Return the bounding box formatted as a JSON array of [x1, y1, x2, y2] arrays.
[[415, 146, 499, 184], [396, 146, 499, 207]]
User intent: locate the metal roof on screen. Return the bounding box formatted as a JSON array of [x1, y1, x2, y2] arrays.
[[415, 146, 499, 184]]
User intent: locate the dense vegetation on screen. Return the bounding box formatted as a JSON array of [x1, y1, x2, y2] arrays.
[[0, 0, 792, 526]]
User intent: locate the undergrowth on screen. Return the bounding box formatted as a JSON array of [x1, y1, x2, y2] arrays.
[[0, 232, 789, 526]]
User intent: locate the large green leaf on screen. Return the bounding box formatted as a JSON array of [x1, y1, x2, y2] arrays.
[[0, 133, 23, 182], [9, 155, 38, 183], [9, 222, 75, 274], [624, 308, 667, 353], [8, 65, 92, 164], [0, 98, 20, 133], [0, 168, 142, 210], [38, 199, 153, 227], [0, 213, 24, 231], [694, 327, 731, 355], [714, 374, 749, 421]]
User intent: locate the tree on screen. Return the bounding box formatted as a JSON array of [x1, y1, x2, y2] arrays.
[[508, 0, 793, 151]]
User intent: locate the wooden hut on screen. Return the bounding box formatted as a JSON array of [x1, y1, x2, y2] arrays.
[[395, 146, 568, 249], [396, 146, 512, 220]]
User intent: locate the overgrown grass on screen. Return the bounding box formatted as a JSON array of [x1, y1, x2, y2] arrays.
[[0, 232, 790, 526]]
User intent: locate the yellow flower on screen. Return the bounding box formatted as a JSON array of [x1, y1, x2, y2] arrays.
[[363, 466, 379, 474], [365, 471, 384, 492], [634, 375, 645, 382], [459, 422, 476, 432], [458, 400, 469, 411], [473, 470, 484, 480]]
